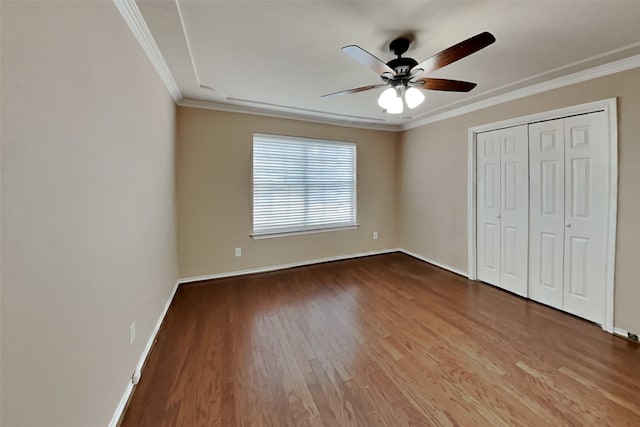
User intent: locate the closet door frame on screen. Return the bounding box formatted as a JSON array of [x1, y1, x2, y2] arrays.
[[467, 98, 618, 333]]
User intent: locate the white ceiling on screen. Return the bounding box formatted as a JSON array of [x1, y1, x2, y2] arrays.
[[136, 0, 640, 129]]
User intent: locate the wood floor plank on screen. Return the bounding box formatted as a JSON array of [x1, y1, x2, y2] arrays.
[[120, 253, 640, 426]]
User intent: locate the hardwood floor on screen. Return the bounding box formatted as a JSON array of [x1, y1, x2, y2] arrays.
[[120, 253, 640, 426]]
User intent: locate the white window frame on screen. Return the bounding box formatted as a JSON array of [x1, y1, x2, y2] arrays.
[[251, 133, 358, 239]]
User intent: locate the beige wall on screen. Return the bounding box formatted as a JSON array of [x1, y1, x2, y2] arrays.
[[1, 2, 178, 426], [177, 107, 399, 278], [1, 2, 637, 424], [398, 67, 640, 333]]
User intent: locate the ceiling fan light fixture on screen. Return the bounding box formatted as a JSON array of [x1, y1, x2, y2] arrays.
[[378, 87, 403, 114], [405, 87, 425, 109], [387, 95, 403, 114], [377, 87, 396, 108], [325, 32, 495, 115]]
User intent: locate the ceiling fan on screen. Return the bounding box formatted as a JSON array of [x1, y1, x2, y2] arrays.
[[322, 31, 496, 114]]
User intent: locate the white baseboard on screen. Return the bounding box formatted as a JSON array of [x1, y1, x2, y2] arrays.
[[178, 248, 471, 285], [134, 281, 179, 382], [398, 249, 468, 277], [613, 327, 628, 338], [612, 327, 640, 341], [108, 280, 180, 427], [109, 380, 133, 427], [178, 248, 402, 284]]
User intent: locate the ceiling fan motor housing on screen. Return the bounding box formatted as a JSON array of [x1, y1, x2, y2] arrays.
[[382, 37, 419, 86], [383, 57, 419, 86], [387, 57, 418, 75]]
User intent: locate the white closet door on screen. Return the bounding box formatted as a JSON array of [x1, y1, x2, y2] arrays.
[[477, 130, 501, 286], [529, 119, 565, 309], [499, 125, 529, 297], [563, 112, 609, 324]]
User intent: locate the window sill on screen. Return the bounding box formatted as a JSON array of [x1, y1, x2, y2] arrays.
[[251, 224, 360, 240]]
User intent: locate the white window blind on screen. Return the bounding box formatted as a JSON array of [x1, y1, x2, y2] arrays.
[[252, 134, 357, 237]]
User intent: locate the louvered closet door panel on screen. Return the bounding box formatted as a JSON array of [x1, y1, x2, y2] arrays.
[[477, 130, 501, 286], [528, 119, 565, 309], [499, 125, 529, 297], [563, 111, 609, 324]]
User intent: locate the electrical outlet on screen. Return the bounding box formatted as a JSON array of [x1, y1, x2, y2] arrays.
[[129, 321, 136, 346], [235, 247, 242, 257], [373, 231, 378, 240]]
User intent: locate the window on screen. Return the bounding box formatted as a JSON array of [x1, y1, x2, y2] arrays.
[[252, 134, 357, 238]]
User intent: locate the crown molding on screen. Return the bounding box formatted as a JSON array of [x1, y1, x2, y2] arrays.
[[180, 52, 639, 133], [113, 0, 182, 102], [177, 99, 402, 132], [402, 53, 640, 131], [114, 0, 639, 132], [174, 0, 205, 90]]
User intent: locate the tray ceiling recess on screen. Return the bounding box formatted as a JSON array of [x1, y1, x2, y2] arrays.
[[122, 0, 640, 130]]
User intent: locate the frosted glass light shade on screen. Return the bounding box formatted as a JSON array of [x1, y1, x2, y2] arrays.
[[386, 95, 403, 114], [377, 87, 396, 108], [377, 87, 403, 114], [405, 87, 425, 109]]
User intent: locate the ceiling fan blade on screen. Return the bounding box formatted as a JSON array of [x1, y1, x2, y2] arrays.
[[321, 84, 387, 98], [411, 78, 477, 92], [342, 45, 396, 76], [411, 31, 496, 75]]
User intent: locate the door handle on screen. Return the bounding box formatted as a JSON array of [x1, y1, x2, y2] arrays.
[[565, 223, 572, 228], [497, 214, 501, 219]]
